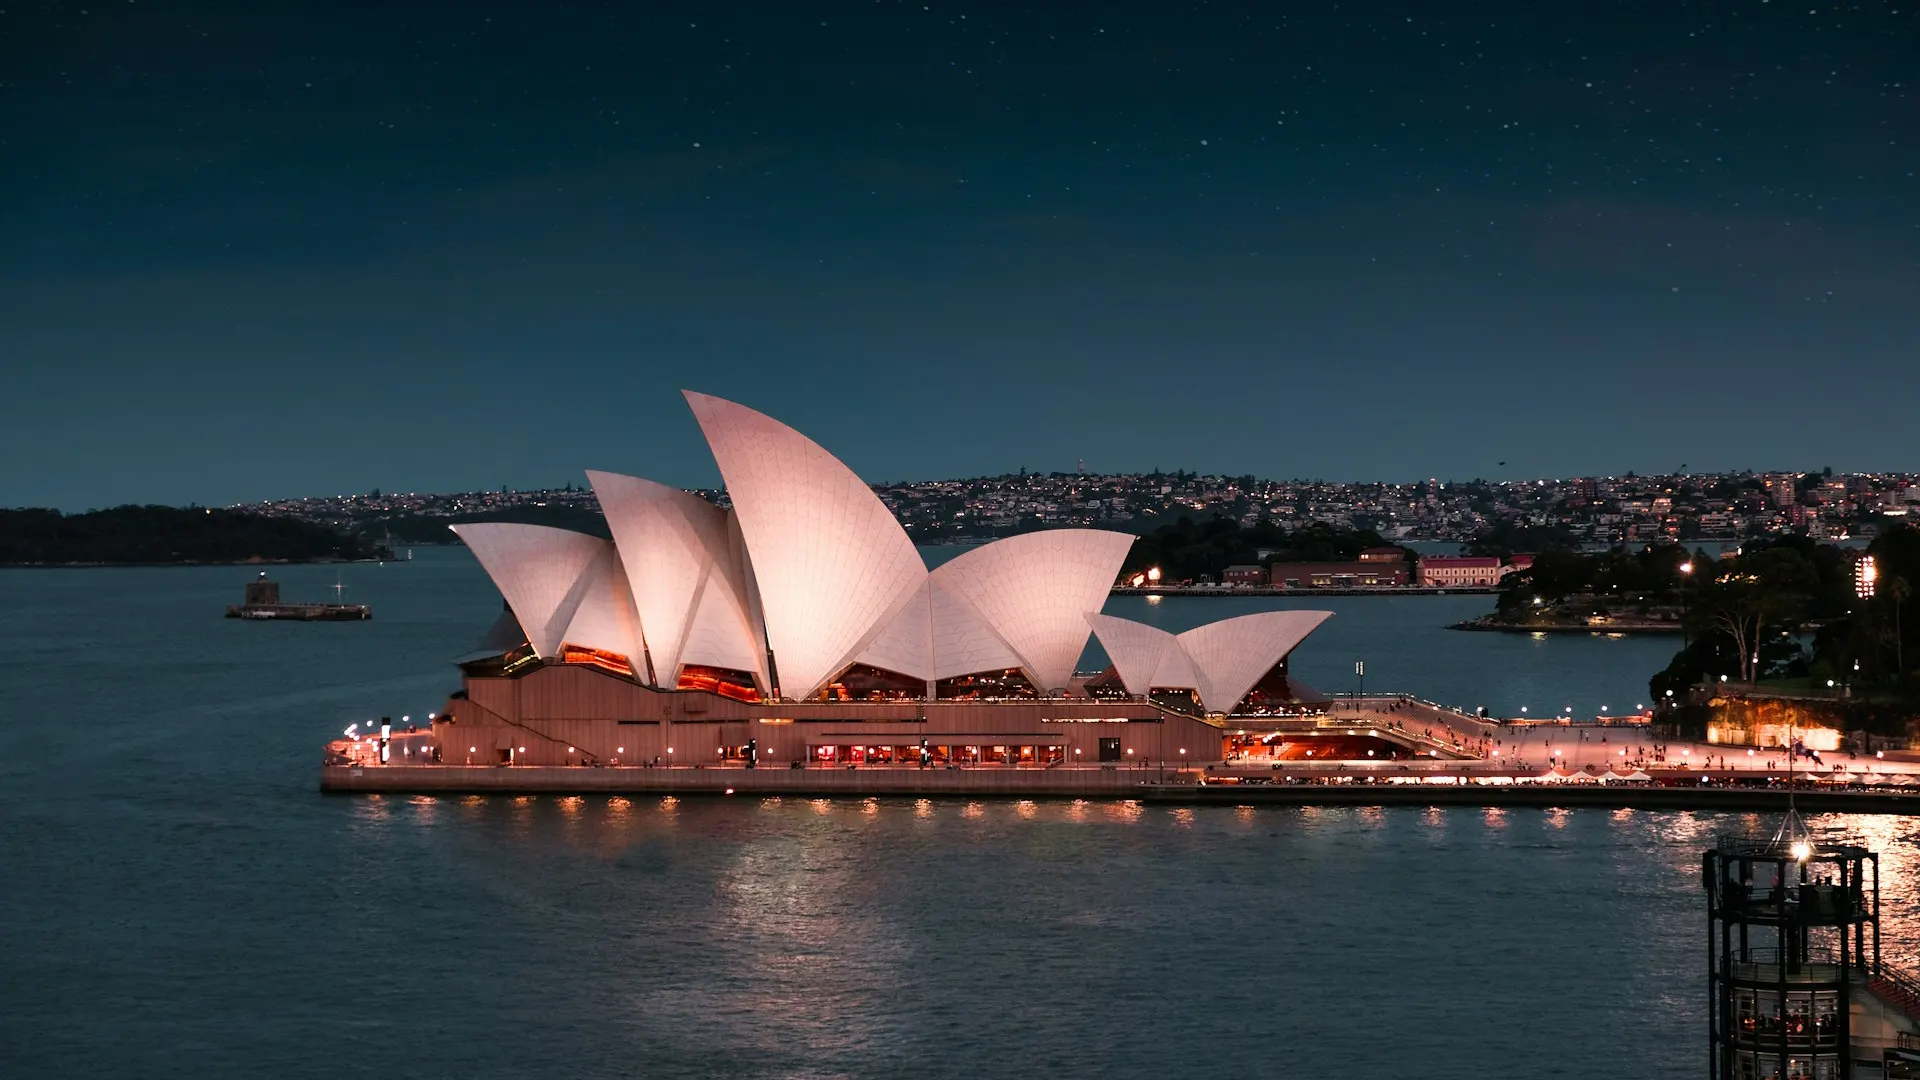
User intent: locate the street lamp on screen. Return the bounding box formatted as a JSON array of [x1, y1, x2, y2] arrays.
[[1678, 561, 1693, 649]]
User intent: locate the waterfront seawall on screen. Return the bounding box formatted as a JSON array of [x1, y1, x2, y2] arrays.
[[323, 765, 1920, 813], [1138, 784, 1920, 813], [322, 764, 1181, 797]]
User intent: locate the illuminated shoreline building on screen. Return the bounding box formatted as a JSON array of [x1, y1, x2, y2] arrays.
[[415, 392, 1346, 769]]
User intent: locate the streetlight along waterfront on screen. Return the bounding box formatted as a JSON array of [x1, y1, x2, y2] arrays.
[[1679, 559, 1693, 649]]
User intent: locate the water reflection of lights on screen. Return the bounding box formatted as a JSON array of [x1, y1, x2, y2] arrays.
[[1105, 800, 1143, 822], [1425, 807, 1444, 827], [1067, 798, 1089, 822], [1016, 800, 1037, 819], [705, 806, 898, 1051], [963, 802, 985, 818], [607, 796, 631, 817], [1611, 808, 1634, 824], [659, 796, 679, 814], [810, 799, 832, 815], [1546, 808, 1568, 830], [1482, 807, 1506, 828], [863, 798, 880, 817], [1831, 814, 1920, 969], [761, 797, 782, 809], [1235, 805, 1255, 824], [558, 795, 583, 816], [1168, 807, 1195, 827], [914, 799, 932, 818]]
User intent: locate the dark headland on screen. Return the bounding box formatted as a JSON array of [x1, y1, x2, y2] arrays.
[[0, 506, 386, 566]]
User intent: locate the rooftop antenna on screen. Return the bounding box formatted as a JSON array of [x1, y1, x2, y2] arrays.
[[1767, 710, 1812, 862]]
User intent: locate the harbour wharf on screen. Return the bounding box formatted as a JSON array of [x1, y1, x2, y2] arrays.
[[1137, 782, 1920, 814], [322, 762, 1186, 797], [321, 762, 1920, 814], [1110, 584, 1497, 597]]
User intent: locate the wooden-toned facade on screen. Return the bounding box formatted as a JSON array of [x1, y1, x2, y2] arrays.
[[435, 661, 1230, 768]]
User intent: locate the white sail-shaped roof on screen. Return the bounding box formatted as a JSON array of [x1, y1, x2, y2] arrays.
[[685, 391, 926, 700], [853, 578, 935, 680], [852, 577, 1028, 683], [1083, 609, 1332, 712], [1084, 613, 1176, 697], [932, 529, 1135, 692], [587, 470, 765, 689], [1178, 610, 1333, 713], [1151, 642, 1201, 694], [557, 545, 646, 665], [928, 579, 1025, 679], [450, 523, 610, 658], [680, 567, 770, 685]]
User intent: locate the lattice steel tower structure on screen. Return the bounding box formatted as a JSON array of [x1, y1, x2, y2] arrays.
[[1704, 827, 1882, 1080]]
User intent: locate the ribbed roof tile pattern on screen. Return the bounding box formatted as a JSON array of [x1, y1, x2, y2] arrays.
[[1150, 642, 1201, 695], [587, 470, 764, 688], [558, 545, 646, 665], [927, 580, 1025, 679], [933, 529, 1135, 692], [1178, 610, 1332, 714], [853, 579, 934, 680], [1085, 609, 1332, 713], [1082, 613, 1175, 698], [681, 569, 770, 683], [684, 391, 926, 700], [852, 578, 1027, 682], [450, 523, 610, 658]]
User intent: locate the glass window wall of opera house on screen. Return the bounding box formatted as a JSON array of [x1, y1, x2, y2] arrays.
[[327, 391, 1361, 772]]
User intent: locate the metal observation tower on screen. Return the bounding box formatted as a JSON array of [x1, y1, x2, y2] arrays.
[[1703, 809, 1902, 1079]]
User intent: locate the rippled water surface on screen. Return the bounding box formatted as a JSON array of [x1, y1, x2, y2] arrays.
[[6, 551, 1920, 1078]]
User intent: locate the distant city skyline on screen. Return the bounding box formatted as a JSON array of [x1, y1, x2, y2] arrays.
[[5, 3, 1916, 510], [241, 465, 1919, 548]]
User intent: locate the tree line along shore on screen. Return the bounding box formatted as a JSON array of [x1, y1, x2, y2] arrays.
[[0, 506, 387, 566]]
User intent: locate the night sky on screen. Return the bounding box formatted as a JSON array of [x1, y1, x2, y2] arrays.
[[3, 2, 1916, 510]]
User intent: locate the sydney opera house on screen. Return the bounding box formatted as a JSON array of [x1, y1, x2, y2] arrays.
[[422, 392, 1333, 769]]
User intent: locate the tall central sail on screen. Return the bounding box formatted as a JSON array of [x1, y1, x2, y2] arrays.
[[683, 392, 926, 700]]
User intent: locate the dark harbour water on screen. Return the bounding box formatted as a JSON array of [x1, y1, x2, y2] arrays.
[[6, 549, 1920, 1079]]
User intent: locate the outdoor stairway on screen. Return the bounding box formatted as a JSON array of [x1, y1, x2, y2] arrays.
[[1869, 971, 1920, 1024]]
